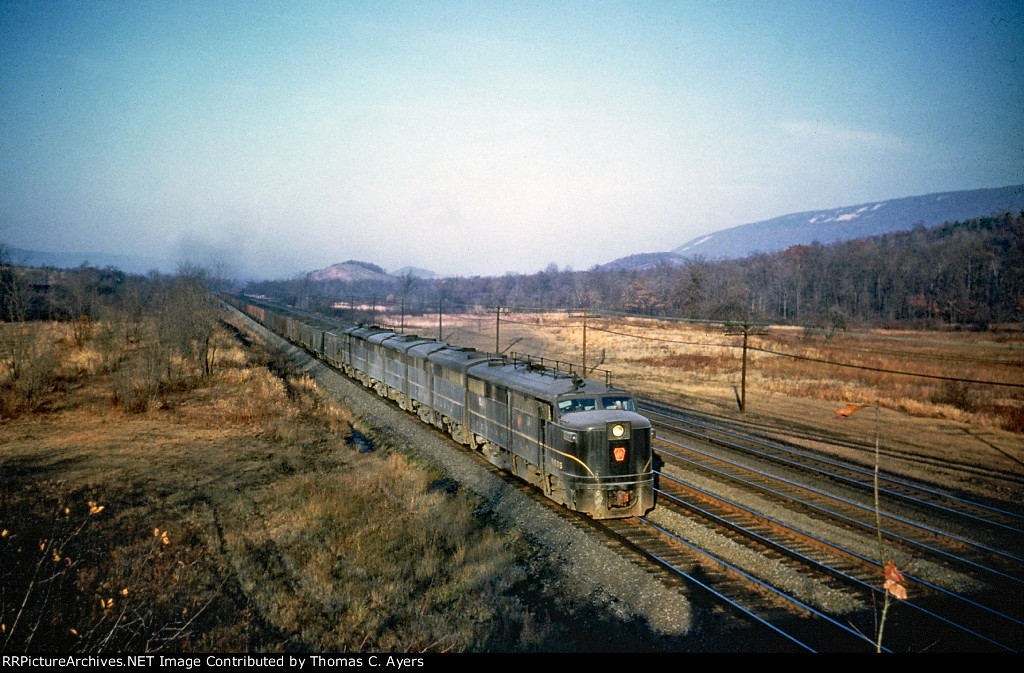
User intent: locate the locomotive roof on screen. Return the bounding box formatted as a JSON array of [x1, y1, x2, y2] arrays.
[[406, 340, 449, 358], [273, 313, 630, 403], [559, 409, 652, 430], [367, 332, 436, 352], [469, 361, 624, 402], [346, 325, 392, 339], [425, 344, 493, 372]]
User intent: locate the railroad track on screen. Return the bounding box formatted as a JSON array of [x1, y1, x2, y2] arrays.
[[640, 397, 1024, 538], [625, 397, 1024, 652], [598, 514, 879, 652], [228, 302, 1022, 651]]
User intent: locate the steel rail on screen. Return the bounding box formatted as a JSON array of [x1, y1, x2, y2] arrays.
[[641, 399, 1024, 528], [655, 435, 1024, 588], [647, 408, 1024, 565], [631, 515, 884, 652], [601, 518, 817, 652], [655, 473, 1020, 652]]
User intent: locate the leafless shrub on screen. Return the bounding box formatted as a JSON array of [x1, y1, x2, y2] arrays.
[[1001, 406, 1024, 433], [1, 490, 214, 653], [157, 265, 221, 379], [930, 380, 981, 413], [0, 323, 61, 418]]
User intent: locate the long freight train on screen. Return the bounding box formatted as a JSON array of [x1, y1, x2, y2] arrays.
[[225, 297, 655, 519]]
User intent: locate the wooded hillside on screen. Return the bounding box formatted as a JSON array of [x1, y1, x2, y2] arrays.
[[250, 213, 1023, 329]]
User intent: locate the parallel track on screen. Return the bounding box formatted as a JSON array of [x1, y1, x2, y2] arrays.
[[229, 301, 1023, 652], [598, 514, 881, 652], [632, 397, 1024, 652]]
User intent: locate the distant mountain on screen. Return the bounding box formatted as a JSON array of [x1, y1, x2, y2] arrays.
[[672, 184, 1024, 261], [307, 260, 393, 283], [392, 266, 437, 279], [594, 251, 688, 272], [303, 261, 439, 283], [2, 247, 176, 275]]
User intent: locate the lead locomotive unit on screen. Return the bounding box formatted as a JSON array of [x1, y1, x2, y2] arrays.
[[228, 298, 655, 519], [459, 355, 655, 518]]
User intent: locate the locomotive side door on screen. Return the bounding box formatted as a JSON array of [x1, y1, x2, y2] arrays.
[[538, 411, 551, 494], [538, 402, 551, 482], [507, 393, 548, 483]]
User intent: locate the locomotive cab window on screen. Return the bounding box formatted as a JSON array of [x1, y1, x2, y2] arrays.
[[601, 396, 636, 411], [557, 397, 597, 415]]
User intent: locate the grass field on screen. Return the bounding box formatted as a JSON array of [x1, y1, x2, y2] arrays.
[[0, 319, 556, 653]]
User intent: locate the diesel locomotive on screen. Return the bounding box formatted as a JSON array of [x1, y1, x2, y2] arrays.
[[226, 297, 655, 519]]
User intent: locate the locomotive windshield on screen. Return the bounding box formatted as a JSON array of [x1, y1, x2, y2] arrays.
[[558, 397, 597, 414], [601, 396, 636, 411], [557, 395, 636, 415]]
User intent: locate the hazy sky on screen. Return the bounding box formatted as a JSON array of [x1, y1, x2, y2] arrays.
[[2, 1, 1022, 279]]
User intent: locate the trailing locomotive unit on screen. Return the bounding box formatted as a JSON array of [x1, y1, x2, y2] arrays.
[[226, 297, 654, 519]]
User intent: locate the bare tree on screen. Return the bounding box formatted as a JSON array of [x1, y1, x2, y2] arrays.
[[1, 245, 36, 381], [0, 244, 60, 413], [161, 264, 220, 378]]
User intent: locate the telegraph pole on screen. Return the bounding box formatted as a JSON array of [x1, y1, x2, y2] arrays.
[[740, 323, 748, 413], [725, 318, 765, 413], [582, 308, 588, 374], [495, 304, 501, 354]]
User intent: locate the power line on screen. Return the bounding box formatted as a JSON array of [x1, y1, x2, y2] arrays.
[[518, 317, 1024, 389], [746, 344, 1024, 388], [299, 297, 1024, 388]]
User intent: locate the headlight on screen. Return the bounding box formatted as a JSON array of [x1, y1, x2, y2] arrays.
[[611, 424, 625, 438]]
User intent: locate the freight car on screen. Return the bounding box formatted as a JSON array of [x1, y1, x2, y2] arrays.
[[225, 297, 655, 519]]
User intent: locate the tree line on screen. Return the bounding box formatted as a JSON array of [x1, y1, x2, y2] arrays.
[[248, 213, 1024, 330], [1, 248, 226, 415]]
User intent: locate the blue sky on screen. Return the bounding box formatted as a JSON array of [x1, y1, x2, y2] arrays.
[[2, 1, 1022, 279]]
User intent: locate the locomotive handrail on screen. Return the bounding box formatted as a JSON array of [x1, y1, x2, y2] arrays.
[[508, 351, 613, 386]]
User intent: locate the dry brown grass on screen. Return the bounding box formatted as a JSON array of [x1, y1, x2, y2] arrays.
[[0, 321, 548, 653], [241, 451, 524, 652]]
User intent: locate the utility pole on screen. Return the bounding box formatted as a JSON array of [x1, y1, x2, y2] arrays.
[[438, 298, 443, 341], [740, 323, 748, 413], [582, 308, 588, 374], [725, 319, 765, 413], [495, 304, 501, 354]]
